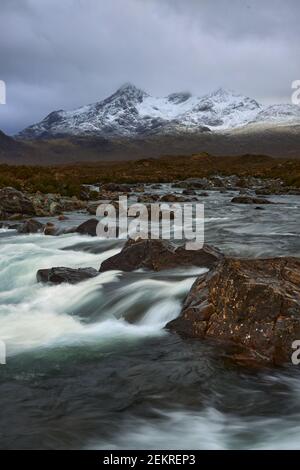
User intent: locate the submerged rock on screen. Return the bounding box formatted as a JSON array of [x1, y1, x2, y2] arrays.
[[17, 219, 44, 234], [167, 256, 300, 366], [160, 194, 187, 203], [137, 194, 160, 203], [100, 238, 223, 272], [231, 196, 274, 205], [182, 189, 197, 196], [37, 267, 99, 284]]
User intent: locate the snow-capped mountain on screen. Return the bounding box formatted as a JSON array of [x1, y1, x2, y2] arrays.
[[17, 84, 300, 139]]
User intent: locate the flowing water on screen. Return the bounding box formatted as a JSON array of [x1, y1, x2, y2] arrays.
[[1, 185, 300, 449]]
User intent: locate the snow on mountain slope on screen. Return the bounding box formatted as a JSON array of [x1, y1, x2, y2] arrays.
[[253, 104, 300, 124], [17, 84, 300, 139]]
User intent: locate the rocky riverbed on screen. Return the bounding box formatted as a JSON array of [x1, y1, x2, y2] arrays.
[[1, 177, 300, 449]]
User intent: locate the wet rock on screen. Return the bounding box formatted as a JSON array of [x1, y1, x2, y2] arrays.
[[167, 257, 300, 366], [0, 221, 21, 230], [17, 219, 45, 234], [287, 188, 300, 196], [49, 201, 63, 216], [182, 189, 197, 196], [75, 219, 99, 236], [160, 194, 187, 203], [80, 185, 100, 201], [100, 238, 223, 272], [7, 213, 24, 221], [87, 201, 102, 215], [59, 197, 87, 212], [0, 187, 36, 218], [231, 196, 274, 205], [37, 267, 99, 284], [29, 192, 86, 216], [87, 200, 116, 215], [173, 178, 212, 190], [87, 201, 101, 215], [238, 188, 253, 195], [137, 194, 160, 203], [133, 184, 145, 193], [80, 185, 92, 201], [101, 183, 132, 193], [44, 222, 59, 236], [58, 214, 68, 221]]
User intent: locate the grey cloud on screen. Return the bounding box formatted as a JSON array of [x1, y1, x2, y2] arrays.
[[0, 0, 299, 134]]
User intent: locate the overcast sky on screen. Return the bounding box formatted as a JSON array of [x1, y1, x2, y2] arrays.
[[0, 0, 299, 134]]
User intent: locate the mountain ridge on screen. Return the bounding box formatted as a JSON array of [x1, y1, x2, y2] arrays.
[[18, 83, 300, 140]]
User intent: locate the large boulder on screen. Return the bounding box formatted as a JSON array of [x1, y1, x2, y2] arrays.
[[75, 219, 99, 236], [0, 187, 36, 218], [167, 257, 300, 365], [100, 238, 223, 272], [37, 267, 99, 284]]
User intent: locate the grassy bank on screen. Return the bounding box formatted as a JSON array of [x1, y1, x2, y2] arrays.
[[1, 153, 300, 197]]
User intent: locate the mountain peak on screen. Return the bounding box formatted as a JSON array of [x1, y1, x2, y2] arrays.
[[208, 87, 237, 99], [115, 83, 147, 98]]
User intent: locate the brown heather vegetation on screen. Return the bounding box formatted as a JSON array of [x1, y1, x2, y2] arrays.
[[1, 153, 300, 197]]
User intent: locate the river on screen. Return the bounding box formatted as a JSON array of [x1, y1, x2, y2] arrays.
[[1, 184, 300, 449]]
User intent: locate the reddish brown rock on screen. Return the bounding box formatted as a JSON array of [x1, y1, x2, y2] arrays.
[[100, 238, 223, 272], [167, 257, 300, 365]]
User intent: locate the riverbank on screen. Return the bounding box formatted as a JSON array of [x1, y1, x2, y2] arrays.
[[1, 154, 300, 198]]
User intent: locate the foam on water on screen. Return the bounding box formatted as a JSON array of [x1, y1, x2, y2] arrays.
[[89, 407, 300, 450], [0, 232, 198, 356]]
